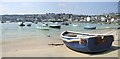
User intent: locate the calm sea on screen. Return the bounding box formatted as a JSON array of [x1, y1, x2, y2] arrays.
[[1, 22, 119, 41]]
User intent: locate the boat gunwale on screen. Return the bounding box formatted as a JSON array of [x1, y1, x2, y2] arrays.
[[60, 31, 114, 42]]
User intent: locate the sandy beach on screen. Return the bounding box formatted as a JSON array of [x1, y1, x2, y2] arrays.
[[2, 29, 120, 57]]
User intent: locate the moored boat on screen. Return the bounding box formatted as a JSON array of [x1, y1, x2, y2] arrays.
[[18, 22, 25, 26], [49, 25, 61, 28], [84, 26, 96, 29], [60, 31, 114, 53], [117, 27, 120, 29], [36, 26, 49, 30], [62, 22, 69, 25], [72, 24, 78, 26], [49, 22, 61, 28], [25, 22, 32, 26], [27, 24, 31, 26], [36, 23, 49, 30], [1, 21, 5, 23]]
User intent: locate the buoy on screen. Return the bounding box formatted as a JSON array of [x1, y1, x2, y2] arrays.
[[47, 34, 50, 37]]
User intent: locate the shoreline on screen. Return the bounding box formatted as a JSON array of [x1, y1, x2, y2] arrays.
[[2, 29, 120, 57]]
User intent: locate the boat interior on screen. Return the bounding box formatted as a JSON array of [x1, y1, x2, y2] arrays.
[[62, 31, 113, 40], [63, 31, 95, 38]]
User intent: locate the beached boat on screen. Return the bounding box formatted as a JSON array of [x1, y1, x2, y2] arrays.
[[84, 26, 96, 29], [60, 31, 114, 53]]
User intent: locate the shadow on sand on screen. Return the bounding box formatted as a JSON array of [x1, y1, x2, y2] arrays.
[[68, 46, 120, 55], [88, 46, 120, 55]]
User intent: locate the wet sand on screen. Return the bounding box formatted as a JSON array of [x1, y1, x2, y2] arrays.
[[2, 29, 120, 57]]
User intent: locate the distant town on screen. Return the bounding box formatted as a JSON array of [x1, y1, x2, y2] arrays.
[[1, 13, 120, 24]]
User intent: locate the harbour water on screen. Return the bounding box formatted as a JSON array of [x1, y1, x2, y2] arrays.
[[1, 22, 120, 57], [1, 22, 119, 41]]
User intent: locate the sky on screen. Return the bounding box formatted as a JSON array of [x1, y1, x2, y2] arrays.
[[0, 2, 119, 15], [0, 0, 119, 2]]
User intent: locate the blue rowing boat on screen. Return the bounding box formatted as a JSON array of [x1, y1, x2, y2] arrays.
[[60, 31, 114, 53]]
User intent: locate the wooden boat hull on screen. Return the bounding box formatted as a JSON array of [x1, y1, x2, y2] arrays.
[[60, 31, 114, 53]]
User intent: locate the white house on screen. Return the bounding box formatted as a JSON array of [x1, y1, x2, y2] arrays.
[[86, 17, 91, 22], [101, 17, 106, 22], [111, 18, 115, 22]]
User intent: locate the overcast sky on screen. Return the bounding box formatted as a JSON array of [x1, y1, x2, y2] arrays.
[[0, 0, 119, 15]]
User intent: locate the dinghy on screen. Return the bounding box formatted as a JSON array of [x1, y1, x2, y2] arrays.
[[117, 27, 120, 29], [27, 24, 31, 26], [84, 26, 96, 29], [60, 31, 114, 53], [18, 22, 25, 26], [49, 25, 61, 28], [36, 23, 49, 30], [25, 22, 32, 26], [49, 22, 61, 28], [36, 26, 49, 30], [72, 24, 78, 26]]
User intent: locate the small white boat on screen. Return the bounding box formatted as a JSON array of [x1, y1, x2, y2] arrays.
[[117, 27, 120, 29], [18, 22, 25, 26], [36, 23, 49, 30], [49, 22, 61, 28], [36, 26, 49, 30], [72, 24, 78, 26], [106, 27, 111, 29], [84, 26, 96, 29], [24, 22, 32, 26], [49, 25, 61, 28]]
